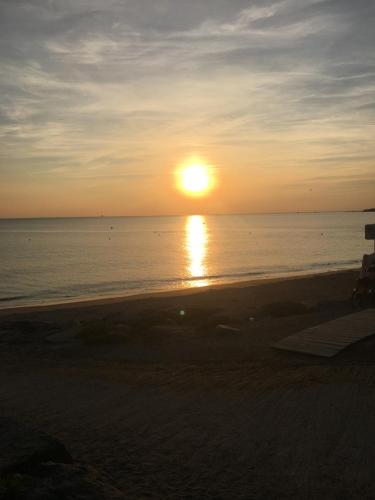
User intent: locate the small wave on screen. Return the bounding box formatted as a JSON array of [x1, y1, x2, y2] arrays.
[[185, 270, 266, 282], [309, 258, 360, 269], [0, 295, 30, 302]]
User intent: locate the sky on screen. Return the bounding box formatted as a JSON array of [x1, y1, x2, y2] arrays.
[[0, 0, 374, 217]]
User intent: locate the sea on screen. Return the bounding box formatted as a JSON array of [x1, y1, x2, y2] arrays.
[[0, 212, 374, 309]]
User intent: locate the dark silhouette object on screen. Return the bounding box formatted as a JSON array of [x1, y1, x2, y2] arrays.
[[0, 418, 124, 499], [352, 266, 375, 308], [257, 301, 310, 318], [352, 225, 375, 307], [0, 417, 72, 475]]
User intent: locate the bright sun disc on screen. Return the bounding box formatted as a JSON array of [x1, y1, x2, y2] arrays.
[[177, 162, 213, 197]]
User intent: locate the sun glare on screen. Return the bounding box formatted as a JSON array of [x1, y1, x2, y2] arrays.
[[185, 215, 209, 287], [176, 160, 214, 197]]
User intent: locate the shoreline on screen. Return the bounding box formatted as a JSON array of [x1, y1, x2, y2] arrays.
[[0, 267, 359, 316]]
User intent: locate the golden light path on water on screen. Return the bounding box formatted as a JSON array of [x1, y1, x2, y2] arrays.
[[185, 215, 209, 287]]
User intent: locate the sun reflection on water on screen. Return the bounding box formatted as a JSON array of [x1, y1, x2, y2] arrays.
[[185, 215, 209, 287]]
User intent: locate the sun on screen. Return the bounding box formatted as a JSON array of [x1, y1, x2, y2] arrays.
[[181, 164, 209, 194], [176, 160, 214, 197]]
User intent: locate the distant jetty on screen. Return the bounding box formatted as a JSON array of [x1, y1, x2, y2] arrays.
[[363, 208, 375, 212]]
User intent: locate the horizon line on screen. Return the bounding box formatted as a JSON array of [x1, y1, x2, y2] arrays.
[[0, 209, 368, 221]]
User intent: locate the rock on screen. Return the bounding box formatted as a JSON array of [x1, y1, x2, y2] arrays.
[[109, 324, 133, 340], [200, 313, 239, 329], [257, 301, 310, 318], [129, 309, 170, 330], [0, 328, 14, 343], [77, 320, 132, 344], [169, 306, 220, 326], [0, 462, 124, 499], [77, 320, 111, 344], [216, 324, 241, 332], [316, 299, 350, 312], [0, 320, 58, 344], [0, 420, 124, 498], [45, 328, 78, 344], [0, 418, 72, 475]]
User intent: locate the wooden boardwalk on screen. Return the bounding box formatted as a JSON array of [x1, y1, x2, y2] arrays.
[[274, 309, 375, 357]]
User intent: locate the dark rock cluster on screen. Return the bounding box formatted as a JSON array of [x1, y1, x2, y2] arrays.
[[0, 418, 124, 499]]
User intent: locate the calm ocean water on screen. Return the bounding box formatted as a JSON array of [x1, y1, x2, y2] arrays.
[[0, 212, 374, 309]]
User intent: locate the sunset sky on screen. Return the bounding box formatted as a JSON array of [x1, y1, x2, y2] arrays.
[[0, 0, 374, 217]]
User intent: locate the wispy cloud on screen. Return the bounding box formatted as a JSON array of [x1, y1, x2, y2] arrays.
[[0, 0, 374, 214]]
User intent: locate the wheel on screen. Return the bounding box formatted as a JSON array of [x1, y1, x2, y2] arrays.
[[351, 289, 362, 308]]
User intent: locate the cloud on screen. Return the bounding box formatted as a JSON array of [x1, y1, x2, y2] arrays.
[[0, 0, 374, 213]]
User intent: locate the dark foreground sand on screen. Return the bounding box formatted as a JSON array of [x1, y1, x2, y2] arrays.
[[2, 269, 375, 499]]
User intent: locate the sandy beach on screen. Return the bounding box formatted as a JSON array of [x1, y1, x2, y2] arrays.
[[2, 268, 375, 499]]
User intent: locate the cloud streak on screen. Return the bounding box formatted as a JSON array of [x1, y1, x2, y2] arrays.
[[0, 0, 374, 215]]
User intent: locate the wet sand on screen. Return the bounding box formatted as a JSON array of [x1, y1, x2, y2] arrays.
[[2, 269, 375, 499]]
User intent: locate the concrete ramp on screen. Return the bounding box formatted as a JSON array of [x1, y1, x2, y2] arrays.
[[274, 309, 375, 357]]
